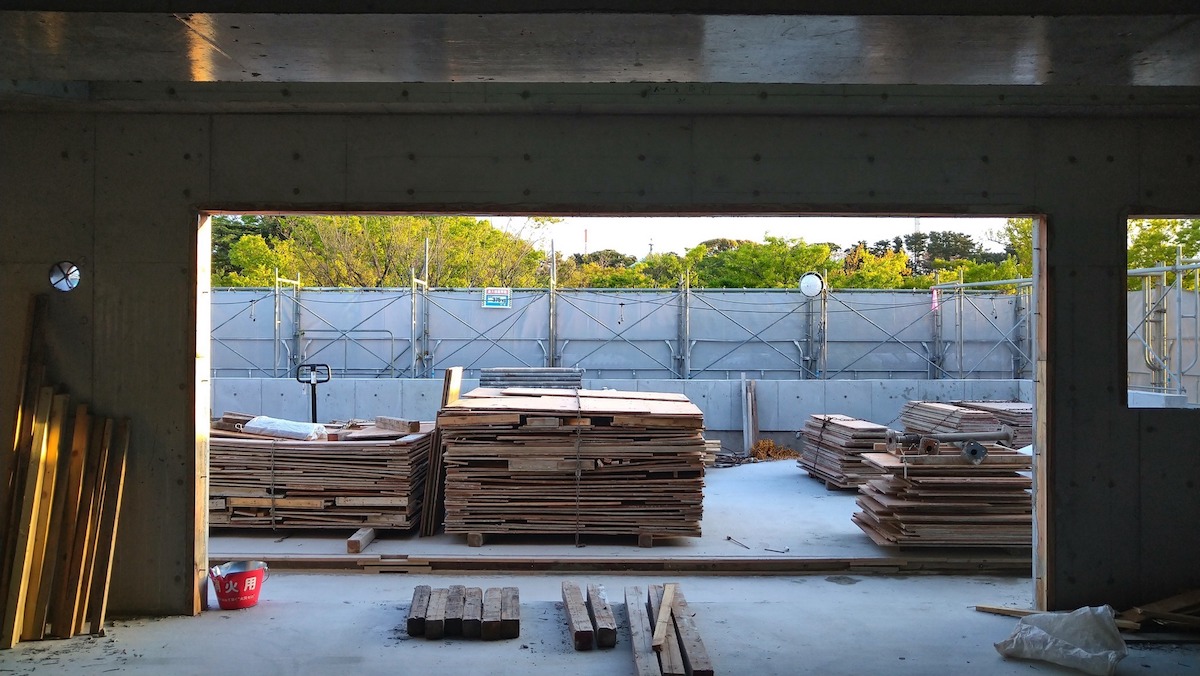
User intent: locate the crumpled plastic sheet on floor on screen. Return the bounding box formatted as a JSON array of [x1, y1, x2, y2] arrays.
[[995, 605, 1128, 675]]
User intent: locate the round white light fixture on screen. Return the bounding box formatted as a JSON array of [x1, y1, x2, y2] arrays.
[[50, 261, 81, 292], [799, 271, 825, 298]]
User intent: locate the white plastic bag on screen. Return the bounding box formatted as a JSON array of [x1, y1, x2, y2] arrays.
[[242, 415, 327, 441], [995, 605, 1127, 675]]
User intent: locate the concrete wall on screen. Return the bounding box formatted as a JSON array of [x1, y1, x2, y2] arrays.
[[2, 111, 1199, 614], [211, 377, 1028, 445]]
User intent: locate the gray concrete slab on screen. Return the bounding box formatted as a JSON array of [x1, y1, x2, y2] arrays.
[[208, 460, 1013, 566], [2, 573, 1193, 676]]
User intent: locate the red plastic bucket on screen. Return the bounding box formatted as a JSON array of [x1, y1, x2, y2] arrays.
[[210, 560, 269, 610]]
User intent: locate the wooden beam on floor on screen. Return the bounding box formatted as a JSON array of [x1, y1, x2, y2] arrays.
[[671, 585, 714, 676], [406, 585, 430, 637], [562, 581, 593, 650], [586, 583, 617, 649], [648, 584, 686, 676], [624, 586, 659, 676], [346, 527, 376, 554]]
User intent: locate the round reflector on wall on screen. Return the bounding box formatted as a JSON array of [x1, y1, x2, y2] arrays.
[[799, 271, 824, 298], [50, 261, 81, 292]]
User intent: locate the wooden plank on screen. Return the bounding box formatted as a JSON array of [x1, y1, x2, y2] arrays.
[[586, 583, 617, 649], [481, 587, 503, 640], [375, 416, 421, 433], [227, 497, 327, 509], [88, 418, 130, 636], [424, 588, 448, 640], [648, 584, 686, 676], [462, 587, 483, 638], [1119, 589, 1200, 623], [23, 393, 71, 641], [68, 417, 111, 636], [508, 458, 596, 472], [624, 586, 660, 676], [346, 527, 376, 554], [671, 586, 714, 676], [445, 584, 465, 637], [0, 387, 54, 649], [442, 367, 464, 407], [0, 296, 44, 628], [651, 582, 677, 652], [974, 605, 1141, 631], [562, 581, 593, 650], [46, 405, 91, 638], [406, 585, 431, 637], [500, 586, 520, 639], [334, 496, 408, 507]]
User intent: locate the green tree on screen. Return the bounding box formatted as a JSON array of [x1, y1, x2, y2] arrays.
[[211, 215, 283, 281], [693, 237, 832, 288], [828, 245, 911, 289], [1127, 218, 1200, 290], [572, 249, 636, 268], [634, 252, 686, 288], [988, 218, 1034, 278], [214, 234, 282, 286]]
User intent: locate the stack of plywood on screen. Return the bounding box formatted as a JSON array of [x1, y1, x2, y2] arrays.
[[798, 414, 889, 488], [208, 430, 431, 529], [852, 444, 1032, 548], [438, 388, 705, 544], [2, 296, 131, 647], [956, 401, 1033, 448], [898, 401, 1004, 436]]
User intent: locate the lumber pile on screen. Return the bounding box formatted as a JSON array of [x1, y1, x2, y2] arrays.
[[406, 584, 519, 640], [2, 296, 132, 647], [956, 401, 1033, 448], [208, 421, 432, 529], [437, 387, 706, 543], [798, 414, 888, 488], [898, 401, 1004, 437], [852, 443, 1032, 548]]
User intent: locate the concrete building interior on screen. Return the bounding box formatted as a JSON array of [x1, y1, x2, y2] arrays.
[[1, 3, 1199, 674]]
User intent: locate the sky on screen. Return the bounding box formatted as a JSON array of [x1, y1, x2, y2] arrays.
[[485, 215, 1010, 257]]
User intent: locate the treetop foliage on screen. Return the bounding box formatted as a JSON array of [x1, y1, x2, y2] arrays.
[[217, 214, 1166, 293]]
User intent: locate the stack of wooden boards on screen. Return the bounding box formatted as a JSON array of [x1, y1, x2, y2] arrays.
[[798, 414, 889, 488], [899, 401, 1008, 441], [405, 584, 519, 640], [852, 441, 1033, 548], [1, 296, 131, 648], [209, 414, 432, 529], [438, 387, 705, 543], [956, 401, 1034, 448]]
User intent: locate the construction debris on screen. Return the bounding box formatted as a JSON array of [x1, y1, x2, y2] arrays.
[[407, 584, 519, 640], [438, 387, 705, 544], [749, 439, 800, 460]]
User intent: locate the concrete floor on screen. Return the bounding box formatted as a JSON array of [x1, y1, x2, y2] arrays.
[[2, 573, 1196, 676], [4, 462, 1195, 675], [209, 460, 1027, 571]]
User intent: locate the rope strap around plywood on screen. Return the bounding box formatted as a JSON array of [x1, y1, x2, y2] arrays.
[[573, 388, 583, 548]]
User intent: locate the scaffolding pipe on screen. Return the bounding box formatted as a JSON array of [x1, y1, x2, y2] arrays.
[[548, 241, 557, 367]]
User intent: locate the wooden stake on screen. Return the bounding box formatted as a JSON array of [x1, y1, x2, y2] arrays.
[[75, 418, 112, 635], [47, 405, 91, 637], [88, 418, 130, 636], [0, 387, 54, 649], [651, 582, 676, 652], [21, 393, 70, 641]]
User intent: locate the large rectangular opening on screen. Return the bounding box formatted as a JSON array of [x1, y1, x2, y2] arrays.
[[200, 212, 1042, 582]]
